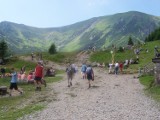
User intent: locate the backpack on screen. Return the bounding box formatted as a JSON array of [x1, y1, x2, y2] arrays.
[[67, 65, 75, 75], [81, 65, 87, 72], [86, 67, 92, 75]]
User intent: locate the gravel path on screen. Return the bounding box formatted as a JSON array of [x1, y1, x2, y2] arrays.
[[19, 67, 160, 120]]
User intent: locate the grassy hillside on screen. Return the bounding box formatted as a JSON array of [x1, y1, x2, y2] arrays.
[[90, 40, 160, 70], [0, 11, 160, 54]]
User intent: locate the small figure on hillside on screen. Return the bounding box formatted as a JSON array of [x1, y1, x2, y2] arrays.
[[119, 62, 123, 73], [154, 46, 160, 58], [34, 61, 44, 91], [66, 63, 76, 87], [27, 71, 34, 84], [1, 67, 6, 78], [124, 59, 129, 68], [86, 64, 94, 88], [81, 63, 87, 79], [20, 65, 26, 74], [129, 58, 134, 64], [108, 63, 113, 74], [9, 68, 23, 96], [102, 63, 105, 68], [45, 67, 55, 77], [31, 52, 34, 60], [20, 72, 27, 81], [114, 62, 119, 75]]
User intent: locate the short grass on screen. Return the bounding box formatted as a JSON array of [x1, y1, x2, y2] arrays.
[[41, 52, 77, 63], [4, 56, 36, 74], [139, 75, 160, 101]]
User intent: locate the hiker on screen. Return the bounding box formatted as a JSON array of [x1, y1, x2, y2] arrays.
[[119, 62, 123, 73], [31, 52, 34, 60], [75, 65, 78, 73], [81, 63, 87, 79], [114, 62, 119, 75], [45, 67, 55, 77], [34, 61, 44, 91], [20, 65, 26, 74], [154, 46, 160, 58], [124, 59, 129, 68], [9, 68, 23, 96], [86, 64, 94, 88], [1, 67, 6, 78], [102, 63, 105, 68], [20, 72, 27, 81], [27, 72, 34, 84], [108, 63, 113, 74], [66, 63, 75, 87]]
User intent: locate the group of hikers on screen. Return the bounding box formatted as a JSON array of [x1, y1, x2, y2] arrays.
[[0, 60, 46, 96], [66, 62, 94, 88], [3, 60, 94, 97], [1, 55, 139, 96]]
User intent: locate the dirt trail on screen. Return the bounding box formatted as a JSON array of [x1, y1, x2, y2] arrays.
[[19, 53, 160, 120]]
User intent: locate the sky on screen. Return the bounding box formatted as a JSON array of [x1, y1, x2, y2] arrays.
[[0, 0, 160, 28]]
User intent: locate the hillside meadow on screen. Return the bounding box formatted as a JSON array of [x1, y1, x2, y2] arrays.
[[90, 40, 160, 69]]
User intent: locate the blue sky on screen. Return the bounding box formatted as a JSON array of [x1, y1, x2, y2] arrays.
[[0, 0, 160, 28]]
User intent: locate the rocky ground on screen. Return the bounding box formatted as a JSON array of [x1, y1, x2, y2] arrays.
[[18, 66, 160, 120]]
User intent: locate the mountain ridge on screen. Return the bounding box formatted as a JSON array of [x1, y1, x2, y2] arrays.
[[0, 11, 160, 54]]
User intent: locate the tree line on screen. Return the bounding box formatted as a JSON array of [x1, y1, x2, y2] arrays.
[[145, 27, 160, 42]]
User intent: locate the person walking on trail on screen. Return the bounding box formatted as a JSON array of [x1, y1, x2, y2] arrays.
[[114, 62, 119, 75], [34, 61, 44, 91], [66, 63, 75, 87], [86, 64, 94, 88], [9, 68, 23, 96], [119, 62, 123, 73], [108, 63, 113, 74], [81, 63, 87, 79]]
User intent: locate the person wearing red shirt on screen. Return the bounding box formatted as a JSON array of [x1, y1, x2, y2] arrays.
[[34, 61, 44, 91], [119, 62, 123, 73]]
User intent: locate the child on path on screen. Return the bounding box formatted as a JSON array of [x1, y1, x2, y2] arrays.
[[9, 68, 23, 96], [86, 64, 94, 88]]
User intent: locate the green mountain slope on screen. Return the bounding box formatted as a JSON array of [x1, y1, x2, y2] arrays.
[[0, 11, 160, 54]]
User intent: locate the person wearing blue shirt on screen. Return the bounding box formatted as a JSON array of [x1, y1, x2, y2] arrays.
[[81, 63, 87, 79], [9, 68, 23, 96]]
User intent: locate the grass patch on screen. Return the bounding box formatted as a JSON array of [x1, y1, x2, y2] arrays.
[[0, 75, 63, 120], [41, 52, 77, 63], [139, 75, 160, 101], [90, 41, 160, 71], [0, 104, 44, 120], [3, 56, 36, 74]]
